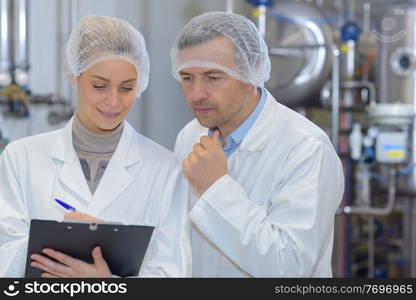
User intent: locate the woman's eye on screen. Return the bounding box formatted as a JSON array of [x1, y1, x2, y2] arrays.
[[93, 85, 106, 90], [120, 87, 134, 92], [181, 76, 191, 81]]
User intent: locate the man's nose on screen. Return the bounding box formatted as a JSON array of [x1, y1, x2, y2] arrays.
[[190, 79, 209, 101]]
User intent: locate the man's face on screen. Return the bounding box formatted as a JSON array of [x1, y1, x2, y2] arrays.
[[178, 38, 253, 132]]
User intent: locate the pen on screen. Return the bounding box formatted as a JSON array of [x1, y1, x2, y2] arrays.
[[54, 198, 78, 212]]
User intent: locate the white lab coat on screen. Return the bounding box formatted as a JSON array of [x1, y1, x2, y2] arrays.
[[174, 90, 344, 277], [0, 118, 191, 277]]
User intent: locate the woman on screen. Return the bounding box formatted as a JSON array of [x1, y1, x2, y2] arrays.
[[0, 15, 190, 277]]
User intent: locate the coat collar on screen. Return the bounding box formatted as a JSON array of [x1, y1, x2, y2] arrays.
[[197, 89, 283, 153], [49, 117, 141, 216], [50, 117, 141, 166], [238, 90, 282, 152]]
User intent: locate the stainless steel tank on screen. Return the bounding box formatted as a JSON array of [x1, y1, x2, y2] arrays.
[[376, 4, 416, 193], [378, 4, 416, 105], [0, 0, 12, 86], [12, 0, 29, 86], [265, 0, 334, 107]]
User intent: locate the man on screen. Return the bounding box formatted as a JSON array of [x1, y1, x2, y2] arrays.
[[171, 11, 344, 277]]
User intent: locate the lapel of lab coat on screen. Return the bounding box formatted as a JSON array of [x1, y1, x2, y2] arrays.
[[49, 118, 141, 216], [237, 90, 283, 154], [89, 122, 140, 216], [50, 118, 92, 207]]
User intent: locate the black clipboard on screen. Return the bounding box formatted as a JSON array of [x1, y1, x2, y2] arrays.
[[25, 219, 154, 278]]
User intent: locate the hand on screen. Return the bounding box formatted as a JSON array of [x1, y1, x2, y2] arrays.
[[30, 246, 112, 278], [183, 130, 228, 195], [64, 212, 102, 222]]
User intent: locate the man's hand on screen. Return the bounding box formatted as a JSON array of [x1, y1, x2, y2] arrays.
[[64, 212, 102, 222], [183, 130, 228, 195], [30, 247, 112, 278]]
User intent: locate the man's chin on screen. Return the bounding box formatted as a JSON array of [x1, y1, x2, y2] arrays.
[[196, 118, 216, 129]]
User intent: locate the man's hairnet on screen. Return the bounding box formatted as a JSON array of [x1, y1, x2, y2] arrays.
[[170, 11, 271, 88], [65, 15, 149, 97]]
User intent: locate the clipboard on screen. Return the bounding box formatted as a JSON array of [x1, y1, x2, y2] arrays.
[[25, 219, 154, 278]]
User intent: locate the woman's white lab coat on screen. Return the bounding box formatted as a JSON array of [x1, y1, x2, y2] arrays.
[[0, 118, 191, 277], [174, 90, 344, 277]]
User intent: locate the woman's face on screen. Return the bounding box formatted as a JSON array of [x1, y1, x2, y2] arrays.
[[76, 59, 138, 133]]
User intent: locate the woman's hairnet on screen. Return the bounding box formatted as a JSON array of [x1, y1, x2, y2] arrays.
[[65, 15, 149, 97], [170, 11, 270, 88]]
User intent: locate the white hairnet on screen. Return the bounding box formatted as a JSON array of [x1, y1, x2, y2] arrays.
[[65, 15, 149, 97], [171, 11, 270, 88]]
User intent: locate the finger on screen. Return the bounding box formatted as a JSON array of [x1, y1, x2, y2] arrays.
[[182, 159, 192, 177], [182, 159, 188, 170], [42, 248, 80, 268], [92, 247, 106, 266], [200, 134, 219, 150], [30, 261, 67, 278], [41, 272, 58, 278], [188, 152, 197, 163], [211, 130, 221, 145], [92, 247, 112, 277], [31, 253, 72, 276], [193, 143, 206, 153]]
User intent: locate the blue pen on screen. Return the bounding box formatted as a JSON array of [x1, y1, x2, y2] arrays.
[[54, 198, 78, 212]]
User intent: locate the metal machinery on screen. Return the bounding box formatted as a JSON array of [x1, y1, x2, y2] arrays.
[[0, 0, 77, 146], [241, 0, 416, 277], [0, 0, 30, 119]]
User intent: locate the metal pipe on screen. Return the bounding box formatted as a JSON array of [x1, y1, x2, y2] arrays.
[[48, 0, 77, 124], [340, 80, 376, 107], [0, 0, 12, 85], [321, 80, 376, 109], [258, 5, 267, 38], [269, 45, 328, 57], [68, 0, 78, 111], [12, 0, 28, 69], [331, 45, 340, 151], [12, 0, 29, 86], [226, 0, 234, 13], [368, 215, 375, 278], [55, 0, 63, 99], [363, 2, 371, 34], [340, 168, 397, 215], [412, 199, 416, 277]]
